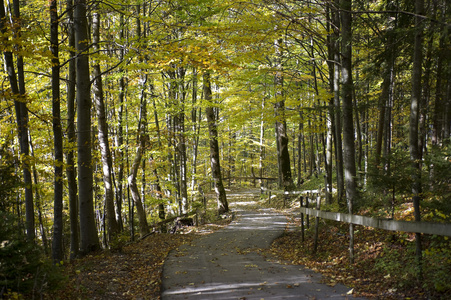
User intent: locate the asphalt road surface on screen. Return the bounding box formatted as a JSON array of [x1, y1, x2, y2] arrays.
[[161, 197, 364, 300]]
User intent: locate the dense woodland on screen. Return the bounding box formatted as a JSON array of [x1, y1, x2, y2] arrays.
[[1, 0, 450, 297]]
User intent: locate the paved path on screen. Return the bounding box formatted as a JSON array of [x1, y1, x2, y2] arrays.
[[162, 196, 363, 299]]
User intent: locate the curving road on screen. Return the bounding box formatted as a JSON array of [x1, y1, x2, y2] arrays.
[[161, 194, 364, 299]]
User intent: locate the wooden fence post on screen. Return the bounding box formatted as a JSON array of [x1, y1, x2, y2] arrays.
[[313, 190, 321, 254], [300, 196, 304, 243], [306, 193, 310, 229], [324, 175, 330, 204]]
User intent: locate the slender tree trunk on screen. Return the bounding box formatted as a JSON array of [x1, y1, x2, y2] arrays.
[[432, 22, 445, 145], [353, 79, 362, 179], [325, 0, 334, 201], [375, 40, 395, 167], [260, 98, 266, 191], [274, 38, 293, 189], [340, 0, 357, 263], [66, 0, 79, 259], [445, 71, 451, 141], [92, 7, 119, 243], [127, 75, 150, 237], [203, 71, 228, 214], [116, 76, 125, 230], [326, 102, 334, 203], [191, 68, 200, 192], [152, 98, 165, 219], [50, 0, 64, 262], [30, 144, 49, 254], [128, 145, 149, 236], [410, 0, 424, 278], [176, 67, 188, 213], [330, 0, 345, 205], [115, 13, 127, 231], [75, 0, 100, 254]]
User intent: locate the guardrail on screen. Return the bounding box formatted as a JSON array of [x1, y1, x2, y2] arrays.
[[299, 207, 451, 237], [264, 188, 451, 237]]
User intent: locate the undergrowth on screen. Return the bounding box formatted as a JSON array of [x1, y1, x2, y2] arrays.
[[269, 210, 451, 299]]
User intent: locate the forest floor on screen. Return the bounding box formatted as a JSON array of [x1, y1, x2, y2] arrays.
[[47, 189, 449, 299]]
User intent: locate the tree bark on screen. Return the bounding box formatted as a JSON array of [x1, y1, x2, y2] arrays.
[[92, 7, 119, 242], [340, 0, 357, 263], [50, 0, 64, 262], [128, 148, 148, 237], [375, 46, 395, 168], [332, 0, 344, 204], [66, 0, 79, 259], [115, 13, 127, 231], [191, 68, 200, 192], [127, 68, 150, 237], [274, 38, 293, 190], [152, 98, 165, 220], [75, 0, 100, 254], [203, 71, 228, 214], [325, 0, 335, 200], [410, 0, 424, 278], [432, 22, 445, 145], [260, 98, 266, 191], [128, 145, 150, 237]]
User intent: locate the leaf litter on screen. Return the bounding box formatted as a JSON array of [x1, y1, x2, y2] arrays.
[[47, 222, 230, 299]]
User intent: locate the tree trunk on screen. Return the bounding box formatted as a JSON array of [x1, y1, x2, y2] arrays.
[[176, 67, 188, 213], [128, 146, 150, 237], [203, 71, 228, 214], [325, 0, 335, 200], [75, 0, 100, 255], [30, 145, 49, 254], [410, 0, 424, 278], [375, 40, 395, 167], [340, 0, 357, 263], [92, 7, 119, 243], [432, 22, 446, 145], [50, 0, 64, 262], [260, 98, 266, 191], [66, 0, 79, 259], [191, 68, 200, 192], [152, 98, 165, 220], [274, 38, 293, 190], [329, 0, 345, 205], [326, 102, 334, 203], [115, 13, 127, 231], [127, 74, 150, 237]]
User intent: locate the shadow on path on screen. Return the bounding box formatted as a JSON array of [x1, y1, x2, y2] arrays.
[[161, 194, 364, 299]]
